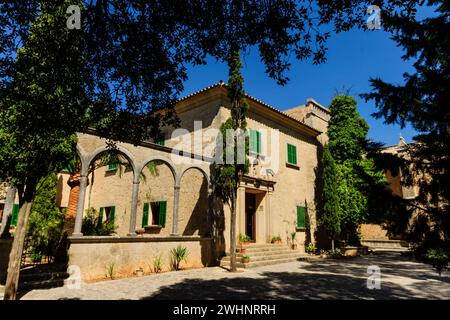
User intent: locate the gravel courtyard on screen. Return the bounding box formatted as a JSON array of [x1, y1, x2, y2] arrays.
[[20, 251, 450, 300]]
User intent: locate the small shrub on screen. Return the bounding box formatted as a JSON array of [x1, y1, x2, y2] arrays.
[[152, 254, 163, 273], [242, 255, 250, 263], [305, 243, 316, 254], [106, 261, 117, 279], [330, 248, 343, 259], [82, 207, 118, 236], [239, 233, 251, 243], [171, 245, 189, 271], [426, 248, 449, 275], [271, 235, 282, 243], [31, 250, 43, 263]]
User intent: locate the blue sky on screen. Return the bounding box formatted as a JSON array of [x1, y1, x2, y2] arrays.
[[181, 24, 419, 147]]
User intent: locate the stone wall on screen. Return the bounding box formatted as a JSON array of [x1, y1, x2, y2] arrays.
[[68, 236, 213, 281], [360, 224, 389, 240]]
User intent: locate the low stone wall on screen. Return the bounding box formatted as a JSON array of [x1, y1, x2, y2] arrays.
[[68, 236, 213, 281], [0, 239, 12, 284]]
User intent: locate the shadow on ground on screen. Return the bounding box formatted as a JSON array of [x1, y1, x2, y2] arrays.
[[142, 252, 449, 300]]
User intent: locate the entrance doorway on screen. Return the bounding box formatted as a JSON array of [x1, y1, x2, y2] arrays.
[[245, 193, 256, 240]]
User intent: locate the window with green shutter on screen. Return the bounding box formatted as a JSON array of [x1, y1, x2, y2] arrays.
[[158, 201, 167, 227], [142, 202, 149, 227], [150, 201, 167, 227], [98, 206, 115, 225], [296, 206, 307, 229], [98, 207, 104, 227], [287, 143, 297, 165], [155, 136, 165, 146], [107, 162, 118, 171], [109, 206, 115, 224], [10, 204, 19, 226], [249, 129, 261, 154]]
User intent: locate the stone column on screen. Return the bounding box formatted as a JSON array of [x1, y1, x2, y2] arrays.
[[265, 191, 272, 243], [207, 188, 213, 237], [72, 174, 88, 236], [238, 187, 246, 236], [171, 185, 181, 236], [128, 180, 140, 236]]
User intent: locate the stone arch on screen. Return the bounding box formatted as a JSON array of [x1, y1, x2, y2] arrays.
[[85, 144, 138, 180], [179, 166, 210, 236], [138, 156, 179, 185], [136, 156, 178, 236], [180, 165, 210, 189]]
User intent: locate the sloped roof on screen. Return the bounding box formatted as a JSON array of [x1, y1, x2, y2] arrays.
[[177, 81, 324, 136]]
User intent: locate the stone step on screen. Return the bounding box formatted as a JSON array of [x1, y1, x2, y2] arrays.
[[19, 271, 69, 281], [237, 248, 296, 256], [18, 278, 67, 291], [221, 251, 303, 262], [220, 255, 309, 269], [238, 245, 296, 254]]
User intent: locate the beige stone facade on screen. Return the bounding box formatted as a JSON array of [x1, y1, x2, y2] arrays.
[[56, 83, 329, 280]]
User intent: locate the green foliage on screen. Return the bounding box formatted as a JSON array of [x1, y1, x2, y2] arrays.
[[171, 245, 189, 271], [324, 95, 388, 244], [81, 208, 117, 236], [27, 172, 65, 259], [152, 254, 163, 274], [362, 1, 450, 268], [106, 261, 117, 279], [426, 248, 449, 276], [0, 0, 87, 188], [241, 255, 250, 262], [290, 232, 297, 241], [328, 96, 368, 163], [305, 243, 317, 254], [271, 236, 282, 243], [239, 234, 251, 243], [321, 145, 341, 240]]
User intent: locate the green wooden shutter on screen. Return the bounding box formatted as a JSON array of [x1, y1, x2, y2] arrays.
[[155, 137, 165, 146], [249, 129, 261, 154], [142, 203, 149, 227], [158, 201, 167, 227], [249, 129, 256, 153], [297, 206, 306, 229], [98, 207, 104, 226], [10, 204, 19, 226], [108, 162, 118, 171], [256, 130, 261, 154], [109, 206, 115, 224], [287, 144, 297, 165]]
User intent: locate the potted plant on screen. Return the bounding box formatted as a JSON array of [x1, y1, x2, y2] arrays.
[[305, 243, 316, 255], [238, 233, 250, 253], [271, 235, 282, 244], [319, 249, 329, 258], [290, 232, 297, 250], [242, 255, 250, 263], [135, 267, 144, 277]]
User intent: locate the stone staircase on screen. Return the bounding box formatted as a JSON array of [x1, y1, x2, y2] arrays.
[[18, 264, 70, 291], [361, 239, 410, 252], [219, 243, 309, 269]]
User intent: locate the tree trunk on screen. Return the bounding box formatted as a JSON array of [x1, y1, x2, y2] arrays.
[[0, 186, 16, 238], [331, 239, 335, 251], [229, 191, 237, 272], [3, 179, 36, 300]]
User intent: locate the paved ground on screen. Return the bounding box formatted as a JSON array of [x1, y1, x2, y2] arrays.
[[20, 251, 450, 300]]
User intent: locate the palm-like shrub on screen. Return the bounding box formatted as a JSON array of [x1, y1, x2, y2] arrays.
[[170, 245, 189, 271]]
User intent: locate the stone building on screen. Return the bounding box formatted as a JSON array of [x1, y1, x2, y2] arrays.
[[1, 82, 330, 280]]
